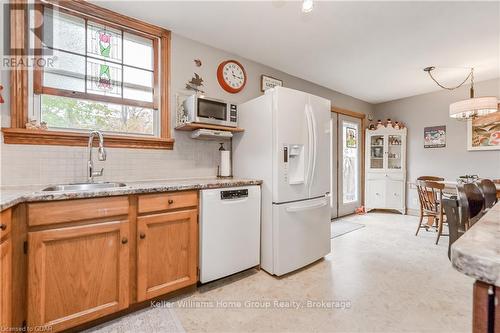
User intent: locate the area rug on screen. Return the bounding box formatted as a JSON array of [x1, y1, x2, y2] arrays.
[[85, 305, 185, 333], [331, 220, 365, 238]]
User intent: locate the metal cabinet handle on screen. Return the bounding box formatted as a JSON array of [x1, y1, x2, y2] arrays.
[[0, 224, 6, 231], [168, 199, 174, 204], [139, 232, 146, 239], [121, 237, 128, 244]]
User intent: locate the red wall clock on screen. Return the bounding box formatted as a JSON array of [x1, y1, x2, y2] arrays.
[[217, 60, 247, 93]]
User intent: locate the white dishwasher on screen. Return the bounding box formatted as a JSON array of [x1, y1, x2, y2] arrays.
[[200, 186, 261, 283]]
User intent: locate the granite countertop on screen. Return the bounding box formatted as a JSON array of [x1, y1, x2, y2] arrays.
[[0, 178, 262, 211], [451, 201, 500, 287]]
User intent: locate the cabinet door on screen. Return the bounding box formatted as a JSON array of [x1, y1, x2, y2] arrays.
[[28, 221, 129, 332], [385, 180, 405, 209], [0, 238, 12, 330], [366, 179, 386, 208], [367, 134, 385, 171], [137, 209, 198, 301]]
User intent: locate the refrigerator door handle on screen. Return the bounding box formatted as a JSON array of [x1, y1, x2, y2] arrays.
[[285, 199, 328, 213], [309, 103, 318, 191], [305, 105, 314, 189]]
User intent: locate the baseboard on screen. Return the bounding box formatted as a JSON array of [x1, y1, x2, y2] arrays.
[[406, 208, 419, 216]]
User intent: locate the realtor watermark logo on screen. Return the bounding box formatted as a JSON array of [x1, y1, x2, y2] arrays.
[[2, 2, 55, 69], [151, 299, 352, 310]]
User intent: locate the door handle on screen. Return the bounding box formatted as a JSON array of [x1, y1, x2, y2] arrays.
[[121, 237, 128, 244], [286, 200, 327, 213], [139, 232, 146, 239], [168, 199, 174, 204]]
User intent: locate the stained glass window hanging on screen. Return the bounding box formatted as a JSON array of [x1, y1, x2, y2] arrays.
[[87, 23, 122, 62], [87, 59, 122, 96]]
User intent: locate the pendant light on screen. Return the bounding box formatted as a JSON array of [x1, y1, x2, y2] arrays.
[[424, 67, 498, 120]]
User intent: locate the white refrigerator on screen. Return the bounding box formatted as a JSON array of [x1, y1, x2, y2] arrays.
[[233, 87, 331, 276]]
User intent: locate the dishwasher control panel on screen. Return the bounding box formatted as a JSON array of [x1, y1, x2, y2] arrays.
[[220, 189, 248, 200]]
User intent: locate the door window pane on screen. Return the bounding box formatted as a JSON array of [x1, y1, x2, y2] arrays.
[[342, 122, 359, 204]]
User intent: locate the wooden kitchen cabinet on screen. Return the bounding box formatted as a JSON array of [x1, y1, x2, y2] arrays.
[[137, 209, 198, 301], [27, 220, 130, 332], [473, 281, 500, 333], [0, 237, 12, 330]]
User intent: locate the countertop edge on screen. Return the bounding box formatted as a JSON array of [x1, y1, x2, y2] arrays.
[[450, 203, 500, 287], [0, 178, 263, 211]]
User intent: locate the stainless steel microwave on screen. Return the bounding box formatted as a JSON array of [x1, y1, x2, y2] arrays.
[[183, 95, 238, 127]]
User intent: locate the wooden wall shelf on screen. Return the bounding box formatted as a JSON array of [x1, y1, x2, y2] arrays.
[[175, 123, 244, 133]]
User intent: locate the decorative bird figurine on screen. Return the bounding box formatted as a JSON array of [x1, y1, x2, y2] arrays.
[[185, 73, 205, 93]]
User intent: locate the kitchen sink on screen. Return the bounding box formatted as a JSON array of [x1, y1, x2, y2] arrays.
[[42, 182, 127, 192]]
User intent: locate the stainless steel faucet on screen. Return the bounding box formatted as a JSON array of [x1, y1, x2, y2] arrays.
[[87, 130, 106, 183]]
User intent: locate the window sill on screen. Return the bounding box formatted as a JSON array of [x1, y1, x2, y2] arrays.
[[1, 128, 174, 150]]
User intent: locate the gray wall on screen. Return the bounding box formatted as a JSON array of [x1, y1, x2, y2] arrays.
[[374, 78, 500, 211], [170, 35, 373, 116], [0, 8, 373, 186]]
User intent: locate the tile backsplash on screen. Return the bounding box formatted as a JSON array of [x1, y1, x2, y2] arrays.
[[0, 132, 222, 186]]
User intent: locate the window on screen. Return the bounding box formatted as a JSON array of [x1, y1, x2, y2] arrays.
[[36, 6, 158, 136], [4, 1, 172, 149]]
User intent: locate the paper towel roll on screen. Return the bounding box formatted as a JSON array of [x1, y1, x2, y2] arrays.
[[220, 150, 231, 177]]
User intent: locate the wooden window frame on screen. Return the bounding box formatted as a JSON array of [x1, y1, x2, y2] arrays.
[[2, 0, 174, 150]]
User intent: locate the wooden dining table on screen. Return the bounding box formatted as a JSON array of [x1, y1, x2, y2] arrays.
[[438, 180, 500, 198], [422, 180, 500, 228]]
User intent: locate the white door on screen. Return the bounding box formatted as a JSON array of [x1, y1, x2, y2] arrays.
[[272, 87, 311, 203], [272, 196, 331, 276], [330, 113, 338, 219], [337, 115, 362, 216], [307, 93, 332, 199]]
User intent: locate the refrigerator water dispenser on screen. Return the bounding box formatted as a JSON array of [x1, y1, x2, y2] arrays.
[[285, 144, 305, 184]]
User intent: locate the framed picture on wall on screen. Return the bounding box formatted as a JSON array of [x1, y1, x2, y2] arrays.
[[261, 75, 283, 92], [467, 112, 500, 151], [424, 126, 446, 148]]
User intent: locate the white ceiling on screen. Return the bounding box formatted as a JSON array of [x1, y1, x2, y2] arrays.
[[95, 1, 500, 104]]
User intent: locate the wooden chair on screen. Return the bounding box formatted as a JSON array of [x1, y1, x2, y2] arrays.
[[415, 180, 447, 244], [457, 183, 485, 229], [477, 179, 498, 210], [442, 198, 466, 260], [416, 176, 445, 229]]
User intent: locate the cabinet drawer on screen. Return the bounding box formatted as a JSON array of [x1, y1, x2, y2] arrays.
[[367, 173, 404, 181], [27, 196, 129, 227], [138, 191, 198, 214], [0, 209, 12, 240]]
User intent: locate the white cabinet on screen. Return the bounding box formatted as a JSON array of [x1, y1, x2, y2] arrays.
[[365, 127, 407, 214]]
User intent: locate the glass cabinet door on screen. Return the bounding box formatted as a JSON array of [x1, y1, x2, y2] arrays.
[[387, 135, 402, 170], [369, 135, 385, 169]]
